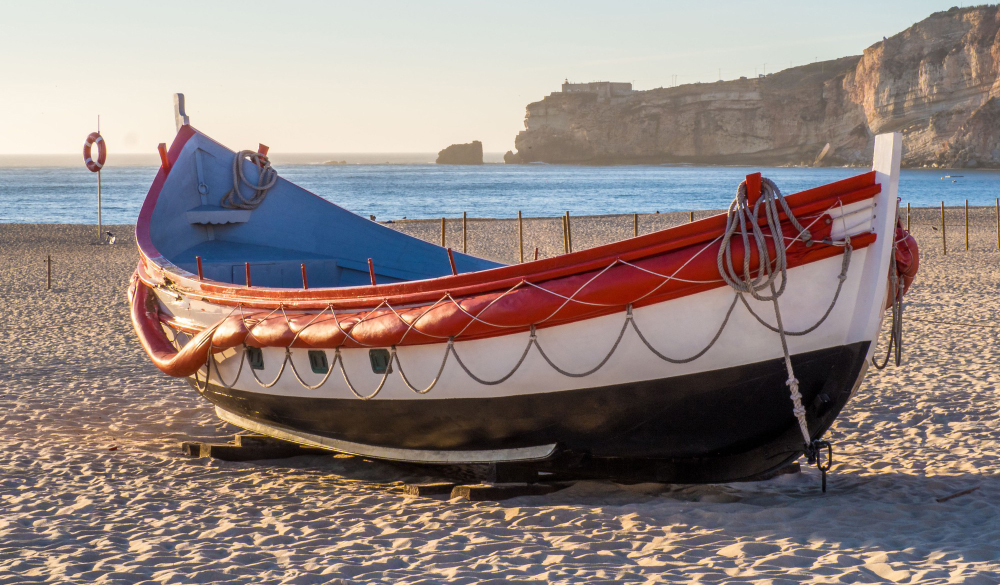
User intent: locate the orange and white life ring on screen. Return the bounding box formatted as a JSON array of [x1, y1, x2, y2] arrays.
[[83, 132, 106, 172]]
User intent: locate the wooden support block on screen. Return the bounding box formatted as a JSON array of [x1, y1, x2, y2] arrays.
[[403, 482, 458, 497], [180, 441, 206, 457], [450, 482, 566, 501]]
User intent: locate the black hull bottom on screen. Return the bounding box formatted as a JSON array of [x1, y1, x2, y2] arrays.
[[194, 341, 870, 483]]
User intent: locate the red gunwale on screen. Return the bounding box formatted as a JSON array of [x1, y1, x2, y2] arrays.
[[136, 127, 880, 311]]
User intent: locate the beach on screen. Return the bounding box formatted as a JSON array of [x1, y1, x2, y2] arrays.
[[2, 208, 999, 583]]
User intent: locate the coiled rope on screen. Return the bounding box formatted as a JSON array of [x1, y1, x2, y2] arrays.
[[221, 150, 278, 210]]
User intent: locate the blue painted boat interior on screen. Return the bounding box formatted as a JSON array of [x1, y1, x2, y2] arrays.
[[149, 132, 504, 288]]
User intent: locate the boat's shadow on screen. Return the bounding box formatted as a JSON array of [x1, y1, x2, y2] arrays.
[[203, 449, 999, 511]]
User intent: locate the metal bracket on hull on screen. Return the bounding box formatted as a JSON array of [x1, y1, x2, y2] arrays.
[[215, 407, 559, 464]]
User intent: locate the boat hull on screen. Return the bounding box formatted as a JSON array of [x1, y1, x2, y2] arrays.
[[194, 341, 868, 482]]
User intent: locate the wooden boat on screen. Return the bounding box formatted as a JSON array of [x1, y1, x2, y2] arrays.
[[130, 97, 918, 483]]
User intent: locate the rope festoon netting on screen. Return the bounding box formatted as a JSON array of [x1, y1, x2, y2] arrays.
[[190, 171, 877, 487], [221, 150, 278, 210]]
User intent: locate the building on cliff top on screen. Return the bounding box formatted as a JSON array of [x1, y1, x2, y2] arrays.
[[560, 80, 633, 100]]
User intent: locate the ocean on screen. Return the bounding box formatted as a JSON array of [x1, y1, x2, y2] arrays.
[[1, 159, 998, 224]]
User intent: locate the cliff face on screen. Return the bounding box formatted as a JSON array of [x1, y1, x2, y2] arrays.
[[513, 6, 1000, 168], [436, 141, 483, 165]]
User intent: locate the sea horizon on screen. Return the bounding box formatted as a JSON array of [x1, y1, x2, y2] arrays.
[[2, 162, 998, 225]]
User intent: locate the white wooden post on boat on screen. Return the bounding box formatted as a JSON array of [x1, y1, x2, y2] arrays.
[[174, 93, 190, 131], [848, 132, 902, 354]]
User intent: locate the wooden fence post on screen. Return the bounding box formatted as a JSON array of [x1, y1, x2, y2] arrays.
[[517, 211, 524, 264], [46, 255, 51, 290], [941, 201, 946, 255], [462, 212, 467, 254], [440, 217, 445, 247], [906, 202, 910, 232], [633, 213, 638, 238], [564, 211, 572, 253]]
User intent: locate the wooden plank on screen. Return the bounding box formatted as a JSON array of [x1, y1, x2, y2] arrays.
[[403, 482, 458, 497], [450, 483, 567, 501]]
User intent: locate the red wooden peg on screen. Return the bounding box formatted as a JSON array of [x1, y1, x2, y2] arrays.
[[368, 258, 377, 286], [196, 256, 203, 280], [301, 263, 309, 290], [446, 248, 458, 276], [746, 172, 762, 206], [245, 262, 252, 288], [157, 143, 170, 172]]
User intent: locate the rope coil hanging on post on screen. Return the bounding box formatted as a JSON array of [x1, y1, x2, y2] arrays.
[[715, 176, 837, 490], [221, 150, 278, 210]]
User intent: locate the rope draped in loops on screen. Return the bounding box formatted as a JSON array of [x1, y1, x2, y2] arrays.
[[221, 150, 278, 210], [716, 177, 815, 449], [873, 247, 904, 369]]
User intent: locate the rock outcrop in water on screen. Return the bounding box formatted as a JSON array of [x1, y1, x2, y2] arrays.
[[512, 6, 1000, 168], [436, 141, 484, 165]]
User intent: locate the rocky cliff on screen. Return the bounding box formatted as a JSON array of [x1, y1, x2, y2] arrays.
[[512, 6, 1000, 168], [436, 141, 484, 165]]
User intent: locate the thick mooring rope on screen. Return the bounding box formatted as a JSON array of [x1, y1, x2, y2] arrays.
[[221, 150, 278, 210], [873, 249, 904, 369], [716, 177, 815, 450]]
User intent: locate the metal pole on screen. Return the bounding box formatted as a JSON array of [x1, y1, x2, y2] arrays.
[[941, 201, 946, 255], [97, 170, 102, 242], [97, 115, 102, 242], [462, 212, 467, 254], [517, 211, 523, 263]]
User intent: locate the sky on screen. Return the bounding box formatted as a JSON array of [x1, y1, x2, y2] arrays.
[[0, 0, 972, 155]]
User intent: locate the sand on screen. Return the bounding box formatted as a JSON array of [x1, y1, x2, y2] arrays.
[[1, 209, 999, 584]]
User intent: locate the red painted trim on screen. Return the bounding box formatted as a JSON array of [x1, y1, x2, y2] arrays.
[[157, 143, 170, 172], [135, 125, 198, 271]]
